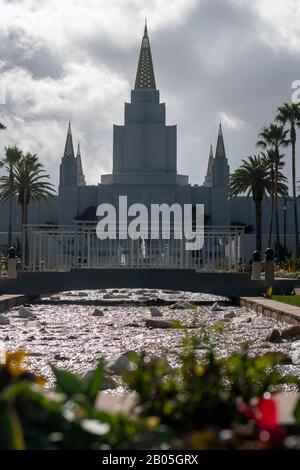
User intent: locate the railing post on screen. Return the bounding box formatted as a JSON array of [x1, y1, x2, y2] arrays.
[[265, 248, 274, 291], [7, 247, 17, 278], [251, 250, 261, 280]]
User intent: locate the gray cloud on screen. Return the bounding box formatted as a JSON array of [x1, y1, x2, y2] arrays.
[[0, 0, 299, 190]]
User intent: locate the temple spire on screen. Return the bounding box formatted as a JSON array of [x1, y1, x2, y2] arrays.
[[63, 122, 75, 158], [134, 22, 156, 89], [215, 123, 226, 158], [207, 144, 214, 177], [204, 144, 214, 187], [76, 142, 86, 186]]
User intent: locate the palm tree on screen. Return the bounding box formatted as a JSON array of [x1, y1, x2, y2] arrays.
[[0, 146, 23, 246], [229, 155, 271, 253], [13, 153, 55, 226], [257, 124, 289, 250], [262, 149, 287, 246], [0, 153, 55, 264], [276, 102, 300, 256]]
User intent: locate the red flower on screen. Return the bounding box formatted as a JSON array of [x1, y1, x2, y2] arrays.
[[256, 397, 278, 431]]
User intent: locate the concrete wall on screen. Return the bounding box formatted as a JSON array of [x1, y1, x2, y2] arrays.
[[57, 186, 78, 225], [0, 269, 298, 298], [59, 157, 77, 187], [0, 196, 58, 233]]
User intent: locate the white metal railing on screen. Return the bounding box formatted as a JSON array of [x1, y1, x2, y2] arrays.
[[22, 224, 245, 272]]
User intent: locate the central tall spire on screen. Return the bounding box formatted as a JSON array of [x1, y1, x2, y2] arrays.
[[134, 21, 156, 90], [63, 122, 75, 158], [215, 123, 226, 158]]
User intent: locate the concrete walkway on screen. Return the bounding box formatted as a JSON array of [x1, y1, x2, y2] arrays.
[[0, 294, 27, 313], [241, 296, 300, 324]]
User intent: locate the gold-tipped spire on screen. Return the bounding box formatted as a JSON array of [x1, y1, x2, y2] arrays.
[[63, 122, 75, 158], [134, 22, 156, 89], [215, 123, 226, 158]]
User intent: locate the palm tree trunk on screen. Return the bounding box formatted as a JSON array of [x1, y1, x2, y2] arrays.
[[274, 154, 280, 253], [268, 209, 273, 247], [255, 199, 262, 253], [268, 169, 275, 247], [8, 164, 13, 247], [21, 201, 29, 267], [291, 125, 299, 256]]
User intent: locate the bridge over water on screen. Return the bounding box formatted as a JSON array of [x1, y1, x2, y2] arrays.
[[0, 269, 298, 298]]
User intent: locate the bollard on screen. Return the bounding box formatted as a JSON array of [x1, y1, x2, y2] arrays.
[[251, 250, 261, 280], [265, 248, 274, 290], [7, 247, 17, 279]]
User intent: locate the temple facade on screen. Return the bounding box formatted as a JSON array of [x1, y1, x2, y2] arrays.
[[0, 24, 298, 258], [57, 24, 230, 227]]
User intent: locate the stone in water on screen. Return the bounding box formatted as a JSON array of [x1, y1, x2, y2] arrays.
[[92, 308, 104, 317], [291, 350, 300, 365], [0, 315, 10, 326], [19, 306, 35, 319], [106, 355, 133, 376], [281, 326, 300, 341], [149, 307, 163, 317], [211, 302, 221, 312]]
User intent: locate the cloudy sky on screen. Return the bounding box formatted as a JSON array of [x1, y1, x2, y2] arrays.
[[0, 0, 300, 190]]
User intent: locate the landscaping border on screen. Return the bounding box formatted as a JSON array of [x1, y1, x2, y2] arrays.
[[0, 295, 28, 314], [240, 297, 300, 325]]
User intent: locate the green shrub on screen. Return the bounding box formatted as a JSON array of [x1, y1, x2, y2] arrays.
[[0, 341, 300, 450]]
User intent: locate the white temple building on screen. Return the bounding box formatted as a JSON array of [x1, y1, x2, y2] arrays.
[[0, 24, 298, 260], [57, 23, 230, 227]]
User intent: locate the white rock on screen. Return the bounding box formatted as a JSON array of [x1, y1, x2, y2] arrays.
[[291, 350, 300, 365], [103, 293, 129, 300], [291, 341, 300, 350], [50, 295, 61, 300], [92, 308, 104, 317], [223, 311, 236, 319], [149, 307, 163, 317], [211, 302, 221, 312], [106, 355, 134, 376], [19, 306, 35, 319], [0, 315, 10, 325], [145, 318, 180, 329], [80, 370, 118, 390], [170, 301, 194, 310], [232, 315, 252, 324], [64, 292, 77, 297]]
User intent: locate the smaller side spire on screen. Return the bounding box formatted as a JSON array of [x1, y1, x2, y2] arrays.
[[215, 123, 226, 158], [204, 144, 214, 187], [76, 142, 86, 186], [63, 122, 75, 158], [207, 144, 214, 177], [212, 123, 229, 188]]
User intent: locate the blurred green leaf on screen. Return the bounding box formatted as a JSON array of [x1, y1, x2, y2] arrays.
[[0, 409, 25, 450], [294, 397, 300, 425], [85, 362, 104, 402], [51, 365, 85, 396]]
